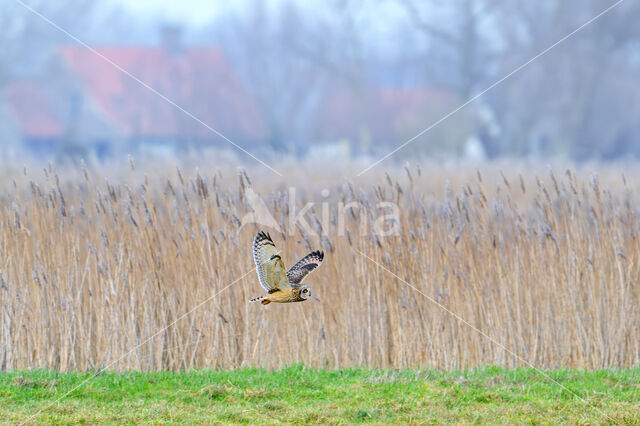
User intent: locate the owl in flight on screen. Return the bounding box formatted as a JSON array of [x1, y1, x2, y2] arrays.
[[250, 231, 324, 305]]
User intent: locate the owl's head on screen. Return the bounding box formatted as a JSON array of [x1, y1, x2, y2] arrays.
[[299, 285, 311, 301]]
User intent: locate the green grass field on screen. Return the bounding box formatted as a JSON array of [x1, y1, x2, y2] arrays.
[[1, 366, 638, 424]]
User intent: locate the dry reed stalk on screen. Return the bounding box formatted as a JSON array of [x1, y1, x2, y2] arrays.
[[0, 160, 638, 371]]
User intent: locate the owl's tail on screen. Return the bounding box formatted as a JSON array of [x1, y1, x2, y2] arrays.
[[249, 296, 271, 305]]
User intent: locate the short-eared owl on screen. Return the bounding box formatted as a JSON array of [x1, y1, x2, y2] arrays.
[[250, 231, 324, 305]]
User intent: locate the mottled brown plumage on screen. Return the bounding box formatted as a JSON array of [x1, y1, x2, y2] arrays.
[[250, 231, 324, 305]]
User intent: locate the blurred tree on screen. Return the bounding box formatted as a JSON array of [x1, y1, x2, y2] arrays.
[[0, 0, 96, 86], [397, 0, 502, 100], [390, 0, 502, 157], [213, 0, 326, 154], [492, 0, 640, 159], [283, 0, 376, 155], [398, 0, 640, 159]]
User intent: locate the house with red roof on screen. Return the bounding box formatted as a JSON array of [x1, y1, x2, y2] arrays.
[[1, 35, 266, 159], [308, 86, 473, 158], [0, 28, 472, 161], [0, 81, 66, 156]]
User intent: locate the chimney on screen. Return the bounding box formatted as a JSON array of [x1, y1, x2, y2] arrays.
[[160, 24, 183, 55]]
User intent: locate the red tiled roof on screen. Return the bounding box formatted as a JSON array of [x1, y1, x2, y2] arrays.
[[59, 46, 265, 141], [4, 81, 64, 137]]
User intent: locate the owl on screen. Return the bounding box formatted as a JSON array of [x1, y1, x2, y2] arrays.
[[250, 230, 324, 305]]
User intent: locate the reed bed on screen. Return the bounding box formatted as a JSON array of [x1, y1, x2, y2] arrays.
[[0, 159, 638, 371]]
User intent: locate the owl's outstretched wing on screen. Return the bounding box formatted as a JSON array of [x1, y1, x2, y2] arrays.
[[286, 250, 324, 285], [253, 231, 290, 293]]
